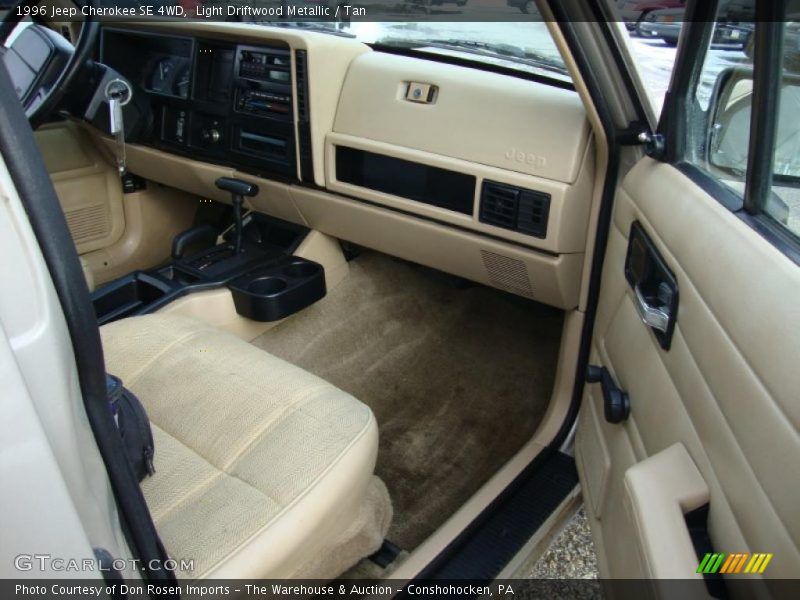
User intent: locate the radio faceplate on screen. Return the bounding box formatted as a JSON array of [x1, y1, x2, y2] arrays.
[[235, 89, 292, 117], [233, 45, 293, 120]]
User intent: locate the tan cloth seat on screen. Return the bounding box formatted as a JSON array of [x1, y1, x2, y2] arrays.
[[100, 314, 391, 580]]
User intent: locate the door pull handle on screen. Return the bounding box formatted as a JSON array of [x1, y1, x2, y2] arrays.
[[633, 285, 671, 333]]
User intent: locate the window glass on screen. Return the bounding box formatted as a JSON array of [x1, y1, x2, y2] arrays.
[[668, 2, 800, 241], [696, 16, 800, 239], [694, 22, 755, 110], [347, 21, 570, 83], [618, 0, 800, 242], [618, 2, 754, 114], [681, 0, 753, 206], [616, 3, 686, 113], [768, 21, 800, 237], [252, 20, 571, 84]]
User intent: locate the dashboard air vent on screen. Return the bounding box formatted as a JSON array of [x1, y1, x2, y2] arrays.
[[295, 50, 308, 121], [295, 50, 314, 182], [479, 181, 550, 239]]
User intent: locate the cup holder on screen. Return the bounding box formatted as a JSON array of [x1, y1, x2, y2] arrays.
[[92, 272, 174, 326], [248, 277, 288, 295], [229, 257, 326, 322], [282, 262, 319, 278]]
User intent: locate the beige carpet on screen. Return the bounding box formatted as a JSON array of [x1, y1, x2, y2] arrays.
[[252, 252, 563, 550]]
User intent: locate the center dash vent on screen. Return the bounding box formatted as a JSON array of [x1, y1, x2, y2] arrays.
[[294, 50, 313, 183], [479, 180, 551, 239]]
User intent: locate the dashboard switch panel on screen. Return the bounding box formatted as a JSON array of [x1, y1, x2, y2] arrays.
[[190, 113, 226, 155], [161, 107, 188, 145], [100, 29, 297, 179]]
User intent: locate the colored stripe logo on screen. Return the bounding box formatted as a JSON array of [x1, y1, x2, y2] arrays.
[[697, 552, 773, 574]]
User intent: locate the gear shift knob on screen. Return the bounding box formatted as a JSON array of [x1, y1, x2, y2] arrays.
[[215, 177, 259, 197], [215, 178, 259, 255]]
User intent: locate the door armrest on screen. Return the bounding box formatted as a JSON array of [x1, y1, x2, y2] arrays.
[[624, 443, 710, 580]]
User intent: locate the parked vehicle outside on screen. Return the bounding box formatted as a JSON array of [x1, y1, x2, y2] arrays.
[[615, 0, 685, 33], [506, 0, 537, 14], [639, 8, 753, 49], [403, 0, 469, 13]]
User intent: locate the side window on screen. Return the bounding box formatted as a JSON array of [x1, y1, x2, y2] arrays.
[[617, 8, 684, 113], [694, 16, 755, 197], [771, 23, 800, 236], [683, 4, 800, 241]]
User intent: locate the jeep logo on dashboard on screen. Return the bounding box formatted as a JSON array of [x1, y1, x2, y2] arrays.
[[505, 148, 547, 168]]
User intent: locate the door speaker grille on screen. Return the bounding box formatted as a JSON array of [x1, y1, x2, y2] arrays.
[[480, 250, 534, 298], [65, 204, 109, 243]]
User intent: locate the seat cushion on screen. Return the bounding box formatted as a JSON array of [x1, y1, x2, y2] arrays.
[[101, 314, 390, 580]]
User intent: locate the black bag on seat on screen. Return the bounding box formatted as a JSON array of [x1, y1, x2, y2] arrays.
[[106, 374, 155, 481]]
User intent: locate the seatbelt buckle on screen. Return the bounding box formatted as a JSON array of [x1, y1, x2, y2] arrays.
[[106, 374, 123, 426]]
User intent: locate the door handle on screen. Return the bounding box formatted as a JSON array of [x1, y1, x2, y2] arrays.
[[633, 285, 670, 333], [625, 221, 679, 350]]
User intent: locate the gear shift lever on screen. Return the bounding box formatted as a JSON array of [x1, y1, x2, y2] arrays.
[[215, 177, 259, 255]]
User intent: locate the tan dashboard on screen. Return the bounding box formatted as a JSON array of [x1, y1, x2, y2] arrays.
[[87, 22, 596, 309]]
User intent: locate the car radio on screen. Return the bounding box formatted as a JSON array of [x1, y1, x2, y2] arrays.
[[235, 89, 292, 117], [234, 45, 293, 120], [238, 49, 291, 83]]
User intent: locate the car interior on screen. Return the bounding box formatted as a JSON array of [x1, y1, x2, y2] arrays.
[[1, 0, 798, 592], [4, 13, 597, 581]]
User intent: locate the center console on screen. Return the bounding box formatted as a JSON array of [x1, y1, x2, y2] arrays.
[[91, 213, 326, 326], [100, 29, 299, 179]]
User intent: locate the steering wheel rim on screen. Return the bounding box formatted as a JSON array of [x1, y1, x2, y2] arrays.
[[1, 0, 99, 128]]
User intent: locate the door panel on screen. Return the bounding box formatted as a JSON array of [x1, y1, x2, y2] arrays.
[[576, 158, 800, 589], [34, 120, 126, 254]]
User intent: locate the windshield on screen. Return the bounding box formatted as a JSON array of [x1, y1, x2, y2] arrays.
[[260, 22, 571, 84], [352, 22, 569, 82]]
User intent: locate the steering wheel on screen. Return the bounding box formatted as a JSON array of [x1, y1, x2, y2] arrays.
[[1, 0, 99, 128]]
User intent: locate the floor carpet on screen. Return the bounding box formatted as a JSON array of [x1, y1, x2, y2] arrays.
[[252, 252, 563, 550]]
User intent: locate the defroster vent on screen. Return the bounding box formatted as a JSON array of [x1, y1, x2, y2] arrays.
[[479, 180, 550, 239]]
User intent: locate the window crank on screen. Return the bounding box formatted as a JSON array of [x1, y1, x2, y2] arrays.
[[104, 79, 132, 176], [586, 365, 630, 424]]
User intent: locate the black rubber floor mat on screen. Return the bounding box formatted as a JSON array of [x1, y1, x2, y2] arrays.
[[419, 450, 579, 581]]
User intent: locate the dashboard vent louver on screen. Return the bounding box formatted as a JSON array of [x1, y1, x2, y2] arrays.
[[480, 183, 518, 229], [479, 181, 551, 239], [294, 50, 313, 182], [295, 50, 308, 121]]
